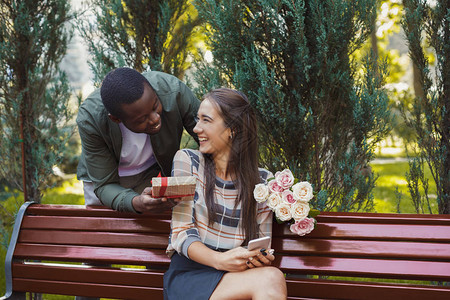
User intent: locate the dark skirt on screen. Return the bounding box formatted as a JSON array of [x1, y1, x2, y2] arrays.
[[163, 253, 226, 300]]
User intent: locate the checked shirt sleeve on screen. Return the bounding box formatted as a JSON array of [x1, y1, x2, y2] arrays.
[[166, 150, 202, 258]]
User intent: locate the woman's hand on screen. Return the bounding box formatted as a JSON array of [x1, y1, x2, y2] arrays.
[[214, 247, 261, 272], [246, 248, 275, 269], [187, 242, 271, 272]]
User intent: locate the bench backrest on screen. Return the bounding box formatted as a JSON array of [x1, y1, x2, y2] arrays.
[[17, 204, 171, 266]]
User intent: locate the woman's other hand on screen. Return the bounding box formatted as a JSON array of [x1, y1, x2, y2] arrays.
[[246, 248, 275, 269]]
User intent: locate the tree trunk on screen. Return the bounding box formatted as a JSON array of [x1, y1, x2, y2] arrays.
[[440, 0, 450, 214]]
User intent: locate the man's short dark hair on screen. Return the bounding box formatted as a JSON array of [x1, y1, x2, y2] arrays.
[[100, 67, 150, 118]]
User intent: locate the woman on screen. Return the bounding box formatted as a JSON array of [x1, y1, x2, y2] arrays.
[[164, 88, 287, 299]]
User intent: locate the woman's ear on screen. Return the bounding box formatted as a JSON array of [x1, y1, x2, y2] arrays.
[[230, 129, 236, 140]]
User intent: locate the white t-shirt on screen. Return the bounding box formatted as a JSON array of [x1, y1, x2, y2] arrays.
[[118, 122, 156, 177]]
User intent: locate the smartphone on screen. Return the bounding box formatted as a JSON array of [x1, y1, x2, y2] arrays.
[[247, 236, 271, 251]]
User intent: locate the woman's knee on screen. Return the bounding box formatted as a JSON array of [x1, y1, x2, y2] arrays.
[[262, 266, 285, 282], [258, 267, 287, 296]]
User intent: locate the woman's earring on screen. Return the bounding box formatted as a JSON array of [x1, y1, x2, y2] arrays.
[[230, 132, 233, 139]]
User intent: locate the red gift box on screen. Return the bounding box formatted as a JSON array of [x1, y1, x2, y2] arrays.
[[151, 176, 196, 201]]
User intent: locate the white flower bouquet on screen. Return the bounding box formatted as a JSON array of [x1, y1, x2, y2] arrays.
[[254, 169, 319, 236]]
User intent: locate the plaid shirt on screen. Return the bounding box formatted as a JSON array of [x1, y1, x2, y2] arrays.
[[166, 149, 273, 258]]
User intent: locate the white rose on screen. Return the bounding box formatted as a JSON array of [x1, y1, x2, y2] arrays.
[[253, 183, 269, 203], [290, 201, 310, 222], [275, 169, 295, 189], [282, 189, 296, 204], [275, 202, 292, 221], [267, 192, 283, 210], [292, 181, 314, 202], [290, 218, 315, 236], [268, 179, 284, 193]]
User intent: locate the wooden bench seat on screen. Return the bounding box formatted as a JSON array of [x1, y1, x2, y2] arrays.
[[2, 202, 450, 299]]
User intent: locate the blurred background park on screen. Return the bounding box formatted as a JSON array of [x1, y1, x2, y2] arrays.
[[0, 0, 448, 296]]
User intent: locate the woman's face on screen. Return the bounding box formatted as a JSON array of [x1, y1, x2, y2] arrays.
[[194, 98, 232, 158]]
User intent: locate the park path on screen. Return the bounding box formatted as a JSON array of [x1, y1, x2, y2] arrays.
[[371, 157, 409, 164]]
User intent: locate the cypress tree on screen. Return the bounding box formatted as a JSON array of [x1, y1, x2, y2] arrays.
[[193, 0, 391, 212], [0, 0, 75, 203], [80, 0, 203, 84], [402, 0, 449, 214]]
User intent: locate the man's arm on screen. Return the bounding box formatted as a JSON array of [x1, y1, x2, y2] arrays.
[[77, 111, 140, 212]]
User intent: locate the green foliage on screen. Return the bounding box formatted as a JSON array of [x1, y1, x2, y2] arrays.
[[193, 0, 391, 212], [402, 0, 450, 214], [0, 5, 76, 293], [0, 0, 77, 203], [354, 1, 414, 147], [405, 155, 433, 213], [79, 0, 204, 84], [181, 130, 199, 150], [354, 0, 406, 83], [386, 87, 417, 144]]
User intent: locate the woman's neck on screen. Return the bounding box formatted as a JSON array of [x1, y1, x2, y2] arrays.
[[213, 152, 233, 181]]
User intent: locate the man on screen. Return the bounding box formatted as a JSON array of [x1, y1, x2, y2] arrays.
[[77, 67, 199, 213]]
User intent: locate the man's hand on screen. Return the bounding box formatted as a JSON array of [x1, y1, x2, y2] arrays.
[[132, 187, 181, 213]]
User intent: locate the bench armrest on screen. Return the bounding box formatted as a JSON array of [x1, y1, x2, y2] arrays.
[[2, 201, 35, 300]]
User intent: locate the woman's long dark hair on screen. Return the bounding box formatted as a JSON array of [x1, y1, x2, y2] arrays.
[[202, 88, 260, 244]]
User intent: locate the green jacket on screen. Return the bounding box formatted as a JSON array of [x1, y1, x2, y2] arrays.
[[76, 71, 200, 212]]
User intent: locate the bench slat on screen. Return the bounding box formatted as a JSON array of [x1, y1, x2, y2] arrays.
[[21, 215, 171, 233], [25, 204, 450, 224], [14, 243, 170, 265], [286, 278, 450, 300], [316, 212, 450, 225], [277, 256, 450, 281], [26, 204, 171, 219], [18, 229, 169, 248], [13, 278, 163, 300], [274, 223, 450, 241], [273, 238, 450, 260], [13, 263, 164, 287]]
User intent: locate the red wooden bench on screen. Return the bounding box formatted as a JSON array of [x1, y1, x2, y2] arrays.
[[2, 202, 450, 299]]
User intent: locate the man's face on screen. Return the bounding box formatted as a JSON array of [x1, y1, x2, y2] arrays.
[[116, 84, 163, 135]]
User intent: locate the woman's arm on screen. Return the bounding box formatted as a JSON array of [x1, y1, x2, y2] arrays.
[[187, 241, 262, 272], [168, 150, 203, 257]]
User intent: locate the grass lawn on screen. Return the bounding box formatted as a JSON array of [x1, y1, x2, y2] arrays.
[[370, 160, 439, 214]]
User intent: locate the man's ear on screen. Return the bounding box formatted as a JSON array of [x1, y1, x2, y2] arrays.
[[108, 114, 121, 124]]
